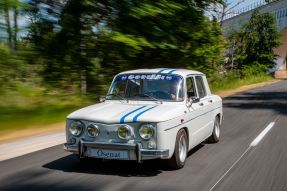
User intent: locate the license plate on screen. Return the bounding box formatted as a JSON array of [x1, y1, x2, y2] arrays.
[[88, 148, 129, 160]]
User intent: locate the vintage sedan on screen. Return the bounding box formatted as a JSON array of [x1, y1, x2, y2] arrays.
[[64, 68, 223, 169]]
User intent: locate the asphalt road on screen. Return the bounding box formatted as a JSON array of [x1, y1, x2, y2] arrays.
[[1, 80, 287, 191]]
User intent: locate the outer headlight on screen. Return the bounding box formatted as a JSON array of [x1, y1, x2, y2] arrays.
[[87, 124, 100, 137], [69, 120, 84, 136], [118, 125, 132, 140], [139, 124, 155, 140]]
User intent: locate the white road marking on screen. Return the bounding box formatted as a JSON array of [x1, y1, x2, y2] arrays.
[[0, 132, 65, 161], [209, 146, 252, 191], [250, 122, 275, 147], [209, 120, 277, 191]]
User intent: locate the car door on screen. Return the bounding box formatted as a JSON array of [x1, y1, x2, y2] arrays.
[[194, 76, 214, 138], [185, 75, 213, 147]]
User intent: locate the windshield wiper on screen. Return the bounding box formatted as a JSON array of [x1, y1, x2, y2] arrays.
[[135, 93, 163, 104], [106, 93, 128, 103]]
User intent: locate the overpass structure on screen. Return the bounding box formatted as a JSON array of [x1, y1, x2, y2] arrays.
[[222, 0, 287, 78]]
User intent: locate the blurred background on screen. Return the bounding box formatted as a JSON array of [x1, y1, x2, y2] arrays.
[[0, 0, 280, 136]]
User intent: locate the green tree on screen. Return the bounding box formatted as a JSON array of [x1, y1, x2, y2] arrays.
[[26, 0, 112, 95], [2, 0, 13, 49], [0, 0, 23, 50], [25, 0, 225, 96], [102, 0, 225, 74], [238, 10, 280, 72], [12, 0, 19, 50]]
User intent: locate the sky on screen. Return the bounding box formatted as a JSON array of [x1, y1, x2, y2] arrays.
[[227, 0, 266, 11], [224, 0, 270, 19]]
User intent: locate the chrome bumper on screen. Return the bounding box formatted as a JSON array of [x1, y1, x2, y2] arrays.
[[64, 140, 169, 162]]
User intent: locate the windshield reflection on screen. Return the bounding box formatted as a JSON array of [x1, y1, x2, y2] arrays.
[[107, 74, 184, 102]]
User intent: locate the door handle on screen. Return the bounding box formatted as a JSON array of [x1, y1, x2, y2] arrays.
[[208, 100, 213, 103], [199, 103, 204, 106]]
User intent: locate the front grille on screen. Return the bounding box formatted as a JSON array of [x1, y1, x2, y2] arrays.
[[80, 121, 141, 143]]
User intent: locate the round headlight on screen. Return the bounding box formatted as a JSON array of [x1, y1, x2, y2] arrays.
[[69, 121, 83, 137], [118, 125, 132, 140], [139, 124, 155, 140], [87, 124, 100, 137]]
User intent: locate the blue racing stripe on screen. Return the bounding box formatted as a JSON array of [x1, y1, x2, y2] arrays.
[[120, 106, 147, 123], [158, 69, 169, 73], [132, 105, 159, 122], [167, 69, 176, 74]]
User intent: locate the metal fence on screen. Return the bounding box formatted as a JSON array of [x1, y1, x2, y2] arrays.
[[224, 0, 271, 20]]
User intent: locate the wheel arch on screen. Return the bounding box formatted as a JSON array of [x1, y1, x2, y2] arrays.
[[181, 127, 190, 150], [215, 113, 222, 125], [168, 127, 190, 158]]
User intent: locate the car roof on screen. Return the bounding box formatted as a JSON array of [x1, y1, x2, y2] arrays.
[[118, 68, 204, 77]]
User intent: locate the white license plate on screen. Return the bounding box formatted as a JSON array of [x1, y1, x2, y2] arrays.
[[88, 148, 129, 160]]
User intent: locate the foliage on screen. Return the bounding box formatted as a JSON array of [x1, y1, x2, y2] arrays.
[[0, 0, 278, 131], [241, 62, 267, 77], [209, 71, 273, 93], [105, 0, 226, 72], [0, 0, 26, 50], [0, 43, 40, 94], [24, 0, 225, 96], [226, 10, 280, 75], [242, 10, 280, 70]]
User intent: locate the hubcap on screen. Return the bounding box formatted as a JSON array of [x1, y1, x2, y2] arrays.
[[215, 119, 220, 138], [179, 134, 187, 163]]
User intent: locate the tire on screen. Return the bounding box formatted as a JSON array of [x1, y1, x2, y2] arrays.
[[167, 129, 188, 170], [207, 116, 220, 143]]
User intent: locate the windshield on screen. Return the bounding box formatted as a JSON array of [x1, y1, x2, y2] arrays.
[[107, 74, 184, 102]]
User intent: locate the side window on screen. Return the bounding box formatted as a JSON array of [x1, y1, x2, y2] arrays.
[[195, 76, 206, 98], [111, 80, 126, 96], [186, 77, 196, 98]]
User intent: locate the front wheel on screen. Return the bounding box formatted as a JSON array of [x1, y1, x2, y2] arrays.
[[207, 116, 220, 143], [167, 129, 188, 170]]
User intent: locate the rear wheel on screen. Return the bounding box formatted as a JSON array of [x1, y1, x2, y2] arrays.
[[207, 116, 220, 143], [167, 129, 188, 169]]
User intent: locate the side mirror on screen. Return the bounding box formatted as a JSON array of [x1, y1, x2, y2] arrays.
[[99, 96, 106, 103], [187, 97, 200, 107], [192, 97, 200, 103]]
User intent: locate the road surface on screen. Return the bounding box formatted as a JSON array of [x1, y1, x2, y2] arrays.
[[0, 80, 286, 191]]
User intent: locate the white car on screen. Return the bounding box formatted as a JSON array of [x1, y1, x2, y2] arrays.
[[64, 68, 223, 169]]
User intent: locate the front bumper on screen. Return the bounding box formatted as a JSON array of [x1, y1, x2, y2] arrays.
[[64, 140, 169, 162]]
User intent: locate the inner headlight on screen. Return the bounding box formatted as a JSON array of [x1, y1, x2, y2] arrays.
[[139, 124, 155, 140], [118, 125, 132, 140], [87, 124, 100, 137], [69, 120, 84, 137]]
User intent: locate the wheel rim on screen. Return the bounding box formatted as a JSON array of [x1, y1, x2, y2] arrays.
[[215, 119, 220, 138], [179, 134, 187, 163]]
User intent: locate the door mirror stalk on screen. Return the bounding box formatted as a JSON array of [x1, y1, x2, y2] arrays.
[[187, 97, 200, 107], [192, 97, 200, 103]]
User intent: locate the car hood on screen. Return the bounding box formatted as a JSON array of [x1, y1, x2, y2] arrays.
[[67, 101, 187, 124]]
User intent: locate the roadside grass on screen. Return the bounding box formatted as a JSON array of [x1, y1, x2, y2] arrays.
[[0, 105, 82, 133], [0, 88, 93, 134], [210, 74, 274, 94]]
